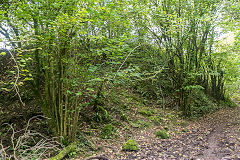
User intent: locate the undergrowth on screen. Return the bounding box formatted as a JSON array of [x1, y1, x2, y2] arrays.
[[1, 84, 236, 159]]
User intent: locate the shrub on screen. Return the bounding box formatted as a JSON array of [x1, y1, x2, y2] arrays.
[[122, 139, 139, 151], [149, 115, 162, 125], [220, 98, 237, 108], [138, 109, 154, 117], [131, 120, 151, 129], [155, 130, 169, 139], [93, 105, 111, 123], [187, 90, 217, 117], [100, 124, 115, 139]]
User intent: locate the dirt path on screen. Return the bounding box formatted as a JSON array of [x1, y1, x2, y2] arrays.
[[203, 126, 221, 160], [90, 106, 240, 160], [199, 106, 240, 160]]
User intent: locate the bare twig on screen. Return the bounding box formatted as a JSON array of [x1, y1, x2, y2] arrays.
[[0, 116, 63, 159]]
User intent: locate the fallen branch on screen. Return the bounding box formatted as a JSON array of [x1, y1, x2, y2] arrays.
[[0, 116, 62, 159], [49, 143, 76, 160]]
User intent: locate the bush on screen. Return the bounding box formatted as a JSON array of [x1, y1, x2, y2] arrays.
[[187, 90, 217, 117], [93, 105, 111, 123], [138, 109, 154, 117], [122, 139, 139, 151], [155, 130, 169, 139], [100, 124, 115, 139], [130, 120, 151, 129], [219, 98, 237, 108], [149, 114, 162, 125]]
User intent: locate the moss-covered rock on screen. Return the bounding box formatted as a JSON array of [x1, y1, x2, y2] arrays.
[[155, 130, 169, 139], [122, 139, 139, 151]]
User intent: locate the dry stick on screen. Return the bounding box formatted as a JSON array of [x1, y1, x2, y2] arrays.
[[0, 141, 8, 158], [10, 116, 44, 159], [9, 124, 18, 159], [2, 116, 62, 159]]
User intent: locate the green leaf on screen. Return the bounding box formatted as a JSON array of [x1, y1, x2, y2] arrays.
[[20, 59, 26, 63], [23, 77, 33, 81], [86, 88, 94, 92], [91, 78, 103, 82], [67, 90, 72, 94], [1, 88, 11, 92], [0, 52, 6, 56], [76, 92, 82, 96]]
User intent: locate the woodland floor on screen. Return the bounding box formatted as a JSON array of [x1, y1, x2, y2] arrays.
[[0, 97, 239, 160], [82, 106, 240, 160]]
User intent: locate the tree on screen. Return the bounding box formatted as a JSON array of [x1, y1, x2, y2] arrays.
[[0, 0, 134, 142]]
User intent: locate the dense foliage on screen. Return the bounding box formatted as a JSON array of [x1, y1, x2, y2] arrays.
[[0, 0, 239, 144]]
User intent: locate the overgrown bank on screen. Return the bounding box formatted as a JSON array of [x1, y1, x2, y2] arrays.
[[0, 84, 237, 159], [0, 0, 240, 159]]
